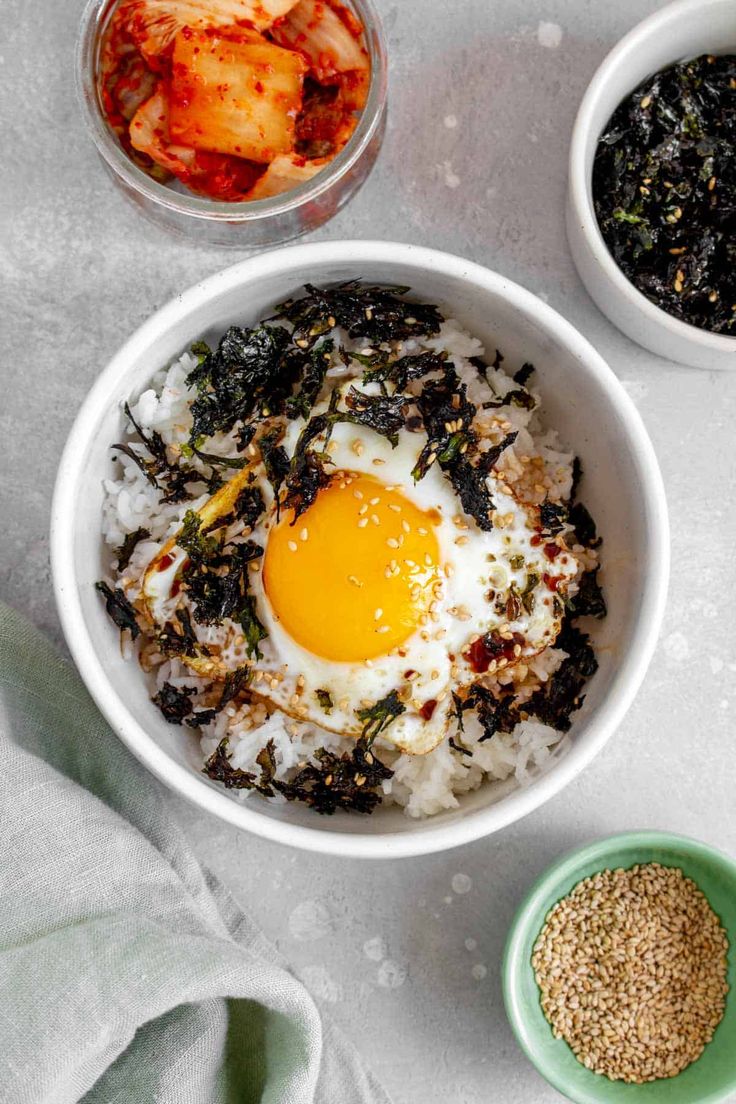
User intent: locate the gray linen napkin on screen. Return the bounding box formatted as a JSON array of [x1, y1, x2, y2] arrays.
[[0, 602, 390, 1104]]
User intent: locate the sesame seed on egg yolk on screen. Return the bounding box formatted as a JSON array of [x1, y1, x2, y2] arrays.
[[262, 473, 441, 662]]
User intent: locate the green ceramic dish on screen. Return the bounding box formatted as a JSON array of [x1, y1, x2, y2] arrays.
[[502, 831, 736, 1104]]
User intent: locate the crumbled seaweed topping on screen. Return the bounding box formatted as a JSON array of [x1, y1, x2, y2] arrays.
[[343, 387, 409, 447], [359, 350, 446, 391], [152, 682, 197, 724], [567, 568, 607, 620], [355, 689, 406, 745], [568, 501, 600, 548], [115, 527, 150, 572], [522, 621, 598, 732], [273, 742, 394, 815], [203, 737, 259, 790], [272, 281, 444, 349], [593, 53, 736, 335], [539, 501, 567, 534], [95, 581, 140, 638], [316, 689, 334, 713], [114, 403, 221, 504], [513, 362, 535, 386], [186, 325, 294, 442]]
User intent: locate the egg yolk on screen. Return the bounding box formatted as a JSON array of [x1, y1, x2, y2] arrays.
[[262, 473, 442, 662]]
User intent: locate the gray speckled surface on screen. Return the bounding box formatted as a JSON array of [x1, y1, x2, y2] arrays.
[[3, 0, 736, 1100]]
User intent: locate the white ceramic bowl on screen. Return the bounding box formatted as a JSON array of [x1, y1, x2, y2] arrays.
[[567, 0, 736, 371], [50, 241, 669, 858]]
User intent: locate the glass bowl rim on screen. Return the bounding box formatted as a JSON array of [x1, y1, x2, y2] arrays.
[[75, 0, 388, 223]]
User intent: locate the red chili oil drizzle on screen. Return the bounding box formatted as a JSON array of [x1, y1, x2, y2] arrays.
[[468, 631, 525, 674], [420, 699, 437, 721]]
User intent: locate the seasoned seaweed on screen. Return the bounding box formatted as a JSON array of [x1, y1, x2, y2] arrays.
[[203, 738, 258, 790], [272, 281, 444, 349], [567, 568, 607, 620], [539, 501, 567, 535], [523, 622, 598, 732], [355, 689, 406, 745], [95, 581, 140, 638], [513, 362, 535, 386], [316, 688, 334, 713], [115, 527, 150, 572], [568, 501, 600, 548], [361, 350, 446, 391], [342, 387, 409, 446], [237, 594, 267, 659], [593, 53, 736, 334], [152, 682, 197, 724], [274, 742, 394, 815], [186, 324, 293, 442], [114, 405, 219, 504], [285, 339, 334, 420]]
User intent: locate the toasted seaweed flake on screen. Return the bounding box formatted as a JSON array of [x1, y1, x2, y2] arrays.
[[95, 581, 140, 638], [259, 428, 290, 517], [342, 388, 409, 446], [361, 351, 446, 391], [186, 324, 293, 443], [115, 404, 219, 504], [568, 502, 600, 548], [593, 54, 736, 335], [478, 431, 518, 475], [185, 709, 218, 728], [152, 682, 197, 724], [282, 413, 335, 521], [316, 689, 334, 713], [273, 742, 394, 815], [272, 282, 444, 349], [513, 362, 535, 386], [355, 689, 406, 745], [285, 339, 334, 420], [523, 621, 598, 732], [157, 607, 203, 658], [115, 527, 150, 572], [237, 594, 267, 659], [203, 738, 257, 790], [218, 665, 253, 709], [567, 568, 607, 620], [539, 501, 567, 534]]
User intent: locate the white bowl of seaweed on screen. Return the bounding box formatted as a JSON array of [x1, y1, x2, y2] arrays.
[[567, 0, 736, 370]]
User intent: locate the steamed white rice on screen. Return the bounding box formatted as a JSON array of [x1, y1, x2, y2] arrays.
[[101, 315, 593, 818]]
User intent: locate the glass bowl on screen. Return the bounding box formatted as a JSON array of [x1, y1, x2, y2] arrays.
[[75, 0, 388, 248]]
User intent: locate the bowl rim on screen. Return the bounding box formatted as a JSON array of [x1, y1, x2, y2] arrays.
[[568, 0, 736, 355], [502, 829, 736, 1104], [50, 239, 670, 859], [75, 0, 388, 223]]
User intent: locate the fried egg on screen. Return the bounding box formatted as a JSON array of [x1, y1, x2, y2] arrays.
[[142, 382, 579, 755]]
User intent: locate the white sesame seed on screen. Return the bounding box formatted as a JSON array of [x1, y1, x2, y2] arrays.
[[369, 497, 380, 505], [288, 541, 298, 552], [358, 518, 369, 528], [299, 528, 309, 541], [374, 608, 383, 620], [376, 625, 390, 634], [387, 537, 399, 548]]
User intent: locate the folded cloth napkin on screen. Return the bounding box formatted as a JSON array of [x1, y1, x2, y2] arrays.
[[0, 602, 390, 1104]]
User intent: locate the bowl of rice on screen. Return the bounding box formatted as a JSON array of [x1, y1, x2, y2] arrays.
[[50, 241, 669, 857]]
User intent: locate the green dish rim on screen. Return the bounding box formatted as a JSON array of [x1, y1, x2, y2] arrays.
[[502, 830, 736, 1104]]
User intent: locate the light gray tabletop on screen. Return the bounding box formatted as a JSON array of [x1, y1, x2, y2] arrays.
[[3, 0, 735, 1100]]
